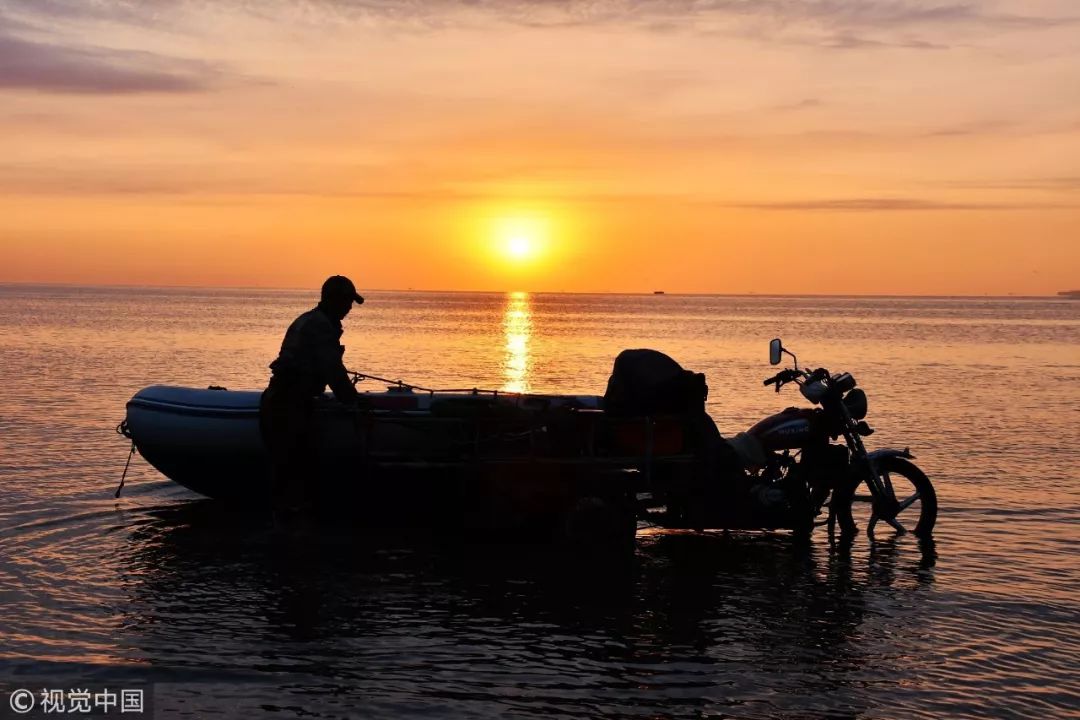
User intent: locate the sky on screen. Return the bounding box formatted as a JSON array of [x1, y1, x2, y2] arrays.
[[0, 0, 1078, 295]]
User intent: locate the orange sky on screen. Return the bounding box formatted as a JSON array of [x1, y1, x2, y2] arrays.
[[1, 0, 1078, 295]]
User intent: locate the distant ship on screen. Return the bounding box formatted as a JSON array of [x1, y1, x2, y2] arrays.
[[1059, 290, 1080, 298], [653, 291, 666, 295]]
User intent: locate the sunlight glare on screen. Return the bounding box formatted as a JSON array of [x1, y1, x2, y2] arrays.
[[507, 236, 533, 260], [490, 214, 549, 266], [502, 291, 532, 393]]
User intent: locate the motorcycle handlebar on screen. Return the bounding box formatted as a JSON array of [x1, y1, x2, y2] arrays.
[[764, 369, 801, 387], [763, 367, 832, 390]]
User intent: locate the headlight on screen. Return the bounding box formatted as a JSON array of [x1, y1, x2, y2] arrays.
[[843, 389, 868, 420]]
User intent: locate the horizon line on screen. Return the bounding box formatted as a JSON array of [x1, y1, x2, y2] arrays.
[[0, 280, 1067, 300]]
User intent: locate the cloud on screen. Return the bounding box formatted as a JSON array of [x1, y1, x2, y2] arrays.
[[5, 154, 1079, 213], [921, 120, 1018, 138], [0, 161, 380, 196], [1, 0, 158, 28], [733, 197, 1076, 211], [771, 98, 824, 112], [0, 31, 221, 94], [6, 0, 1075, 33], [331, 0, 1077, 36], [343, 1, 1070, 29], [1009, 177, 1080, 191], [729, 0, 1068, 30], [943, 177, 1080, 192], [813, 33, 952, 50]]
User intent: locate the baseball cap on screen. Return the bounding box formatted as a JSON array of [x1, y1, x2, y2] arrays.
[[321, 275, 365, 305]]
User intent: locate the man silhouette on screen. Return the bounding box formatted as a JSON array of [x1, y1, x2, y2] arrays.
[[260, 275, 364, 522]]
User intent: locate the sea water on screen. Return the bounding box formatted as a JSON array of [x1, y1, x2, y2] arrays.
[[0, 285, 1077, 718]]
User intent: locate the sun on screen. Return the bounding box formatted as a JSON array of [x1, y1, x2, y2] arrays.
[[490, 215, 548, 264], [480, 210, 559, 274], [506, 236, 534, 260]]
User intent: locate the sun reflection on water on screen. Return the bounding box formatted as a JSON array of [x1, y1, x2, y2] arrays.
[[502, 291, 532, 393]]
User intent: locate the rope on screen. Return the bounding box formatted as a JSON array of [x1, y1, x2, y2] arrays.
[[348, 370, 522, 399], [114, 441, 136, 498]]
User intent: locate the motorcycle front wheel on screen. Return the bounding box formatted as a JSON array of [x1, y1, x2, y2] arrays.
[[833, 457, 937, 539]]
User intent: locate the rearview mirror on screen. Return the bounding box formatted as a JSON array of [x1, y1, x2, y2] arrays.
[[769, 338, 783, 366]]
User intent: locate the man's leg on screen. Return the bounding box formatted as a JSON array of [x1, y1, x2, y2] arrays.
[[260, 387, 310, 520]]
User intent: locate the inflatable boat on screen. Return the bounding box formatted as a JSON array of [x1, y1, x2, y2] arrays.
[[123, 383, 695, 534]]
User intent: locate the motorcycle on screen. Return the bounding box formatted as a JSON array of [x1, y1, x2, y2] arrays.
[[645, 339, 938, 540]]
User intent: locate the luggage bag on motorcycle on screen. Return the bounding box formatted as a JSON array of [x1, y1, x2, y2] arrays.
[[603, 349, 708, 417], [603, 349, 724, 455]]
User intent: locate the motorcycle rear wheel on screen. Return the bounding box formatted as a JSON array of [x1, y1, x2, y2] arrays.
[[833, 457, 937, 539]]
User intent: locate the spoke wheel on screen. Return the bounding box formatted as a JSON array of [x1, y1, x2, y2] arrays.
[[834, 457, 937, 539]]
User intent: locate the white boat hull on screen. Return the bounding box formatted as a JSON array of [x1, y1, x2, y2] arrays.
[[125, 386, 617, 530]]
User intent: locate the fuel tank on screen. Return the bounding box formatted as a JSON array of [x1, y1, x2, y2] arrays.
[[746, 407, 822, 451]]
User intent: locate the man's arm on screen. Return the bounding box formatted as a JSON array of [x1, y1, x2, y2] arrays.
[[310, 321, 361, 404], [323, 347, 361, 404]]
